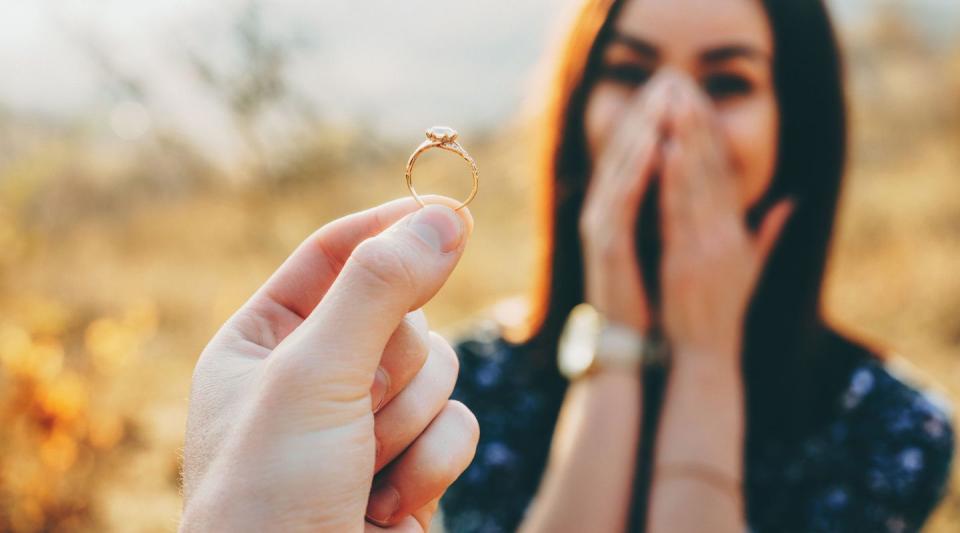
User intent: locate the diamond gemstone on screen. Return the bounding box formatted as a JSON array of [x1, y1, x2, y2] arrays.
[[426, 126, 458, 143]]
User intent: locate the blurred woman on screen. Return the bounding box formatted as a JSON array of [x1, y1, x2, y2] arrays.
[[440, 0, 955, 531]]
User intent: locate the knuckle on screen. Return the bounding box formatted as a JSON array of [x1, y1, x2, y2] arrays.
[[428, 331, 460, 383], [595, 235, 630, 263], [260, 352, 363, 412], [445, 400, 480, 446], [260, 342, 319, 387], [410, 403, 480, 486], [406, 309, 429, 331], [261, 350, 312, 393], [712, 228, 738, 255], [259, 358, 302, 407], [307, 226, 345, 273], [389, 319, 429, 363], [578, 208, 598, 237], [349, 238, 418, 291], [423, 403, 480, 478], [597, 238, 618, 259]]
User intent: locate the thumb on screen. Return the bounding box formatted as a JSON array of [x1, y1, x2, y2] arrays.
[[754, 197, 795, 267], [271, 204, 471, 397]]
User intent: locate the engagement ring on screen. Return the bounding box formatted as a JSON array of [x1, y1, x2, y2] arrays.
[[405, 126, 479, 211]]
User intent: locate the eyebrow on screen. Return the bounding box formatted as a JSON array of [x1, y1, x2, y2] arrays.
[[610, 32, 771, 64]]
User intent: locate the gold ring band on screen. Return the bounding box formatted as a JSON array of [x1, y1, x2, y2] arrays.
[[405, 127, 479, 211]]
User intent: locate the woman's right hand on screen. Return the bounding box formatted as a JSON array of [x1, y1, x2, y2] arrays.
[[521, 75, 679, 533], [579, 72, 676, 331]]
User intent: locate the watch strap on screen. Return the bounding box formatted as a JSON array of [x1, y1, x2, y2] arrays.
[[594, 323, 648, 372]]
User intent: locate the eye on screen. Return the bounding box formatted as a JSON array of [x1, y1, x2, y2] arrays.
[[599, 64, 652, 86], [702, 73, 754, 99]]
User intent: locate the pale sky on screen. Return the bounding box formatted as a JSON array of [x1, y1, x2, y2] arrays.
[[1, 0, 956, 161], [0, 0, 568, 158]]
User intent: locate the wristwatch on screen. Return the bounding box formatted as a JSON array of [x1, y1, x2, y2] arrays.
[[557, 303, 669, 380]]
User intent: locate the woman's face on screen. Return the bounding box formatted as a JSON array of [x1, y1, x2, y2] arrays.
[[584, 0, 778, 211]]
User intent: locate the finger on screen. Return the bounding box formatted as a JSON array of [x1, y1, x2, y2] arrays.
[[592, 71, 674, 183], [593, 72, 675, 203], [410, 498, 441, 532], [366, 401, 480, 527], [671, 79, 735, 212], [267, 202, 472, 402], [671, 75, 722, 154], [754, 198, 795, 266], [371, 310, 430, 413], [364, 516, 423, 533], [665, 83, 738, 246], [608, 72, 674, 168], [585, 79, 674, 241], [363, 501, 441, 533], [659, 137, 689, 245], [665, 84, 709, 207], [236, 195, 473, 350], [615, 88, 672, 216], [374, 332, 458, 472]]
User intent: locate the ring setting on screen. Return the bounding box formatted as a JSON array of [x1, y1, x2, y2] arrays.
[[405, 126, 479, 211]]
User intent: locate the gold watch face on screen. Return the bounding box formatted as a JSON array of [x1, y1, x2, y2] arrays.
[[558, 303, 601, 379]]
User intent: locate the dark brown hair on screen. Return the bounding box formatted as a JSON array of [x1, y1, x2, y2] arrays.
[[514, 0, 882, 527]]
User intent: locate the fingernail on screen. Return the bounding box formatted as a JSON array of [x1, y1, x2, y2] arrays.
[[408, 204, 463, 253], [371, 367, 389, 412], [366, 483, 400, 525]]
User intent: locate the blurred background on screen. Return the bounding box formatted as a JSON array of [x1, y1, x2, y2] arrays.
[[0, 0, 958, 531]]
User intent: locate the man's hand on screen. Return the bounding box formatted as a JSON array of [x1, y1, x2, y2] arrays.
[[180, 196, 479, 532]]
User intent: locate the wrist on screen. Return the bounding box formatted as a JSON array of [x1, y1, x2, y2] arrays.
[[582, 230, 636, 261], [580, 365, 645, 385], [558, 304, 663, 380], [584, 280, 652, 332], [670, 336, 740, 370], [669, 352, 742, 389]]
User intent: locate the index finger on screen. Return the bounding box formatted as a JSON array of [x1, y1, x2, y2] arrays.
[[264, 202, 474, 412], [594, 70, 676, 183], [239, 195, 474, 350]]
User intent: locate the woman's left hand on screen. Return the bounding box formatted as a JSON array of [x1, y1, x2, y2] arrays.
[[658, 77, 794, 366]]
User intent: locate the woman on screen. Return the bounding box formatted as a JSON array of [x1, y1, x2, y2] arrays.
[[440, 0, 955, 532]]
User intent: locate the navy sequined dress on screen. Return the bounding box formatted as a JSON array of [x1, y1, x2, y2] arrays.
[[440, 320, 955, 533]]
